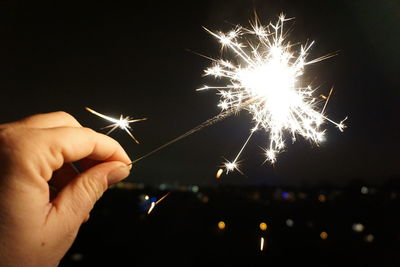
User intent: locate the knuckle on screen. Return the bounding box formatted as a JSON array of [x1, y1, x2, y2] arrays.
[[54, 111, 82, 127], [0, 127, 34, 172], [0, 126, 21, 149], [53, 111, 76, 121], [82, 127, 96, 135]]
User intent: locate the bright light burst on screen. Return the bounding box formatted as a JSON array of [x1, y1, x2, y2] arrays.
[[198, 14, 347, 173], [86, 107, 147, 144]]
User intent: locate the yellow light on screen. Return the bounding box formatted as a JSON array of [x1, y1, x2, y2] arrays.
[[144, 195, 149, 200], [259, 222, 268, 231], [320, 231, 328, 240], [218, 221, 226, 230]]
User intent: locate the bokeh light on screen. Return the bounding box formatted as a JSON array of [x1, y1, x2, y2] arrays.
[[320, 231, 328, 240], [259, 222, 268, 231], [352, 223, 365, 233]]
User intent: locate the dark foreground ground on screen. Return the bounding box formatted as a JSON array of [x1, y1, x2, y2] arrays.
[[60, 179, 400, 267]]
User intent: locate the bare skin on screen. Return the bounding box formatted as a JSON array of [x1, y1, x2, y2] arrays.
[[0, 111, 132, 266]]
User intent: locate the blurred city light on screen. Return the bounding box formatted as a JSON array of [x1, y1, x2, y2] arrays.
[[318, 194, 327, 203], [218, 221, 226, 230], [259, 222, 268, 231], [361, 186, 369, 194], [320, 232, 328, 240], [286, 219, 294, 227], [352, 223, 365, 233], [364, 234, 375, 243]]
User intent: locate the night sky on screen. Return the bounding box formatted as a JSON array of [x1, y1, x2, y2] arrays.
[[1, 0, 399, 186]]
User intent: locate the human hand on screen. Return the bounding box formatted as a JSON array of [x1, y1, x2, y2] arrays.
[[0, 111, 131, 266]]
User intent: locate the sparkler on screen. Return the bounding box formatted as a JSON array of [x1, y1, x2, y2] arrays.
[[197, 13, 347, 173], [85, 107, 147, 144], [90, 14, 346, 177]]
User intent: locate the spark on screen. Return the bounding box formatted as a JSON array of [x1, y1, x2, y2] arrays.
[[260, 237, 265, 251], [147, 192, 171, 214], [225, 162, 236, 173], [216, 168, 224, 179], [85, 107, 147, 144], [200, 13, 347, 171], [147, 201, 156, 214]]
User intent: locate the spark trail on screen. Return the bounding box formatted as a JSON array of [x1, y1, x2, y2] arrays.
[[92, 14, 346, 176], [130, 100, 254, 165], [86, 107, 147, 144]]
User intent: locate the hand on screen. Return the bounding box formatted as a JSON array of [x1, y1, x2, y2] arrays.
[[0, 111, 132, 266]]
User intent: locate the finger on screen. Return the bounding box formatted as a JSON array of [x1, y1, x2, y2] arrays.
[[40, 127, 131, 175], [49, 163, 80, 201], [76, 158, 100, 172], [49, 161, 130, 228], [12, 111, 82, 129]]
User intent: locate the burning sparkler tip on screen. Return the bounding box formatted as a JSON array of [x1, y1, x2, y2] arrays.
[[224, 161, 238, 174], [199, 14, 347, 172], [337, 117, 348, 132]]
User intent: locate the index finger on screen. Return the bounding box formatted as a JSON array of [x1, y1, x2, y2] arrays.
[[41, 127, 131, 172], [3, 111, 82, 129]]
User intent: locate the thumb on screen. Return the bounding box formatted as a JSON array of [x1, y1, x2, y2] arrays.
[[50, 161, 131, 226]]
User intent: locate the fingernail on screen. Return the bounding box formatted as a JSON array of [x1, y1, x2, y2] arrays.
[[107, 165, 130, 185]]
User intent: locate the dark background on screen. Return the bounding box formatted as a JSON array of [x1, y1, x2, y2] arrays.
[[1, 1, 400, 266], [1, 0, 399, 187]]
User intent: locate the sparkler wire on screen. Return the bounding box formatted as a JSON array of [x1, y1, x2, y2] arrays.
[[89, 14, 347, 175], [129, 100, 255, 165]]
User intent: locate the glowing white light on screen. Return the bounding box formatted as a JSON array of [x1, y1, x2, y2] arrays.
[[361, 186, 369, 194], [260, 237, 265, 251], [352, 223, 365, 233], [200, 14, 347, 171], [225, 162, 237, 173], [286, 219, 294, 227], [191, 185, 199, 193]]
